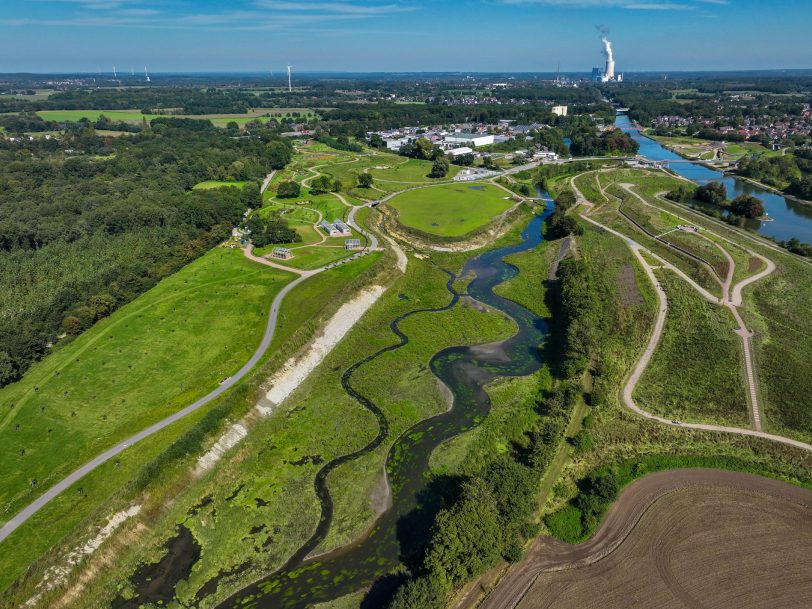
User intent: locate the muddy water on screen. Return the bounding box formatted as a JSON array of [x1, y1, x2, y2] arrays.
[[211, 206, 554, 609]]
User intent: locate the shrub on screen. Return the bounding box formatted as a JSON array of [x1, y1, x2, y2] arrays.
[[545, 505, 583, 543], [387, 576, 447, 609], [277, 180, 301, 198]]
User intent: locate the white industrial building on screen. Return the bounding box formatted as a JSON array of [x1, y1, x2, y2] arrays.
[[446, 146, 474, 158], [444, 133, 494, 147], [383, 137, 411, 151], [552, 105, 568, 117]]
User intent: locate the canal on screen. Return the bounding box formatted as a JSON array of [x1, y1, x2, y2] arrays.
[[615, 114, 812, 244]]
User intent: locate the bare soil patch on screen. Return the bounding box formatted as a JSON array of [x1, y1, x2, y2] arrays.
[[516, 472, 812, 609], [617, 262, 643, 307]]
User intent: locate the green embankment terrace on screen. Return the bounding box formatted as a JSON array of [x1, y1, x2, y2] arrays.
[[388, 183, 515, 237], [0, 248, 294, 519]]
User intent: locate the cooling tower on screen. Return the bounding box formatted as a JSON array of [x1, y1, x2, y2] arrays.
[[605, 59, 616, 81]]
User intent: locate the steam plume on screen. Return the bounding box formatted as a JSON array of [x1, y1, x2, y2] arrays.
[[601, 36, 614, 62]]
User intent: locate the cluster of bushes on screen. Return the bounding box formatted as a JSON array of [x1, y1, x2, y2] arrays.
[[545, 471, 619, 542], [568, 128, 639, 157], [546, 190, 583, 239], [314, 132, 363, 153], [276, 180, 301, 198], [738, 154, 801, 189], [245, 213, 300, 247], [671, 181, 764, 218]]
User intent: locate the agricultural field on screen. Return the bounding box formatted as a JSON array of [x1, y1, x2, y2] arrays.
[[0, 248, 294, 523], [522, 483, 812, 609], [387, 183, 515, 237], [193, 180, 248, 190], [35, 107, 316, 127], [634, 273, 749, 426]]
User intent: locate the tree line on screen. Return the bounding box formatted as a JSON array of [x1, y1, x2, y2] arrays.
[[0, 122, 293, 387]]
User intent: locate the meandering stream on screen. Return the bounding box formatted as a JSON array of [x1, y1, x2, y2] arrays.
[[211, 206, 554, 609]]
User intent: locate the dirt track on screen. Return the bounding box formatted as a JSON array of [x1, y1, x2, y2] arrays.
[[481, 469, 812, 609]]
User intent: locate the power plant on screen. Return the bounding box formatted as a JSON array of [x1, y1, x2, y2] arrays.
[[592, 33, 623, 83]]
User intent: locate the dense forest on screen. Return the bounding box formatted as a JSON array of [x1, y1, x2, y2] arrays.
[[0, 121, 292, 387]]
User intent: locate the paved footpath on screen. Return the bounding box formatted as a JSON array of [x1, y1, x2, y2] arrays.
[[0, 186, 380, 544]]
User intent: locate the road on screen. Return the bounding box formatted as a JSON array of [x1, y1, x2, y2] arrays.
[[0, 179, 382, 545]]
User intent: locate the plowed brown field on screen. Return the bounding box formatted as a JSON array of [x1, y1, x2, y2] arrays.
[[482, 470, 812, 609]]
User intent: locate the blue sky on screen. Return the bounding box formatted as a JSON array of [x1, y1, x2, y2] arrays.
[[1, 0, 810, 73]]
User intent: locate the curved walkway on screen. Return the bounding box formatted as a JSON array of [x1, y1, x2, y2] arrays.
[[0, 181, 383, 545], [572, 180, 809, 450], [617, 183, 773, 430], [479, 469, 812, 609]]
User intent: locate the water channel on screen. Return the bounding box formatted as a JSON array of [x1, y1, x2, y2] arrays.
[[615, 114, 812, 244], [212, 206, 554, 609]]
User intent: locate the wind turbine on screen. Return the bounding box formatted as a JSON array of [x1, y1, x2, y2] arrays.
[[144, 66, 151, 83], [287, 64, 292, 92], [113, 65, 117, 79]]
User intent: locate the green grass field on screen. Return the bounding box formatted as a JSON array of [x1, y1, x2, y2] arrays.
[[634, 273, 749, 426], [388, 183, 514, 237], [35, 108, 317, 128], [0, 248, 294, 520], [36, 110, 161, 123], [193, 180, 248, 190], [369, 158, 460, 186]]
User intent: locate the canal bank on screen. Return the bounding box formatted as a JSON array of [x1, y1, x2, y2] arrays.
[[615, 114, 812, 244]]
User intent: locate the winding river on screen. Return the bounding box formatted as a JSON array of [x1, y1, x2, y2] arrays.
[[213, 206, 554, 609], [615, 114, 812, 244]]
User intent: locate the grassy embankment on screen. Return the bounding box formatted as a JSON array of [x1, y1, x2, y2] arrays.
[[387, 183, 514, 237], [0, 243, 386, 602], [543, 175, 812, 545], [0, 248, 293, 590], [0, 248, 294, 521], [634, 273, 749, 426]]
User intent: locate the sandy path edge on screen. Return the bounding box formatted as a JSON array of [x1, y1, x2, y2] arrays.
[[479, 469, 812, 609]]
